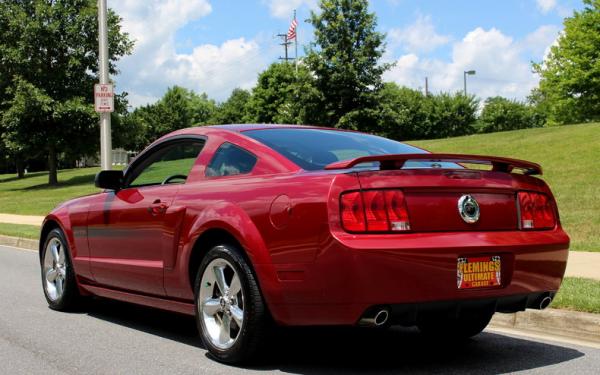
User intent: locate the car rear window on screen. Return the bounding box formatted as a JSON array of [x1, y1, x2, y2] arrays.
[[244, 128, 457, 171]]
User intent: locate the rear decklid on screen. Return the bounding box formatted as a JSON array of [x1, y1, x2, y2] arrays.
[[328, 154, 544, 233]]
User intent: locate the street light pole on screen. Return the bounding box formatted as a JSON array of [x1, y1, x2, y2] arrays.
[[98, 0, 112, 170], [463, 70, 476, 96]]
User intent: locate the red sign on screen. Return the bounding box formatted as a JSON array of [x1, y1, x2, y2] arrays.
[[94, 84, 114, 113], [457, 256, 501, 289]]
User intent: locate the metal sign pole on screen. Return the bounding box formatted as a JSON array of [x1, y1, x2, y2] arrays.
[[98, 0, 112, 170]]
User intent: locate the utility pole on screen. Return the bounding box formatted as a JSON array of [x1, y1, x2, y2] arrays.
[[277, 34, 293, 62], [425, 77, 429, 96], [97, 0, 112, 170]]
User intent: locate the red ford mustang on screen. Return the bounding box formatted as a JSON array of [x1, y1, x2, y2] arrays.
[[39, 124, 569, 363]]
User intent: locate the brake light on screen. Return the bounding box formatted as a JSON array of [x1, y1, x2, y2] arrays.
[[340, 191, 366, 232], [518, 191, 556, 230], [341, 190, 411, 233]]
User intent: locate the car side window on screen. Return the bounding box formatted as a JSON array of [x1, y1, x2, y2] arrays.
[[127, 140, 204, 187], [206, 142, 257, 177]]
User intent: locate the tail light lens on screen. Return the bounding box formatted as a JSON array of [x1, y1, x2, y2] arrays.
[[341, 190, 410, 233], [518, 191, 556, 230], [340, 191, 366, 232]]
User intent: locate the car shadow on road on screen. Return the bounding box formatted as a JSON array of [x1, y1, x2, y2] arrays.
[[84, 298, 585, 374]]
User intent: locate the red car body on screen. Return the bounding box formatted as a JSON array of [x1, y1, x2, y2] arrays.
[[40, 125, 570, 327]]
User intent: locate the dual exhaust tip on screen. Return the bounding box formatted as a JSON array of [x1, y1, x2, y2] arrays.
[[359, 307, 390, 327], [359, 295, 552, 327]]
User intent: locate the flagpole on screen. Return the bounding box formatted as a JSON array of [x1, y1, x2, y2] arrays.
[[294, 9, 298, 74]]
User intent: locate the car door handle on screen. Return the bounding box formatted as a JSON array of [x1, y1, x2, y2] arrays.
[[148, 199, 169, 215]]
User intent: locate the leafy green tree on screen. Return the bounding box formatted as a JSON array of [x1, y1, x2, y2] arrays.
[[211, 88, 252, 124], [479, 97, 545, 133], [126, 86, 217, 149], [427, 93, 479, 138], [306, 0, 390, 129], [245, 62, 322, 125], [0, 0, 133, 184], [532, 0, 600, 124], [373, 83, 430, 140]]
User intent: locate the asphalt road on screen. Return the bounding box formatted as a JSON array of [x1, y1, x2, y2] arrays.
[[1, 244, 599, 375]]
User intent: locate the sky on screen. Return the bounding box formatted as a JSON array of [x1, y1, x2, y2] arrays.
[[109, 0, 583, 108]]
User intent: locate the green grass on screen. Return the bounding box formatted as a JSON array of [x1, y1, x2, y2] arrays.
[[0, 223, 40, 239], [411, 123, 600, 252], [551, 277, 600, 314], [0, 167, 101, 215]]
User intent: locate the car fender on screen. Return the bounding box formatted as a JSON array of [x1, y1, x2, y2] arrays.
[[178, 201, 285, 306]]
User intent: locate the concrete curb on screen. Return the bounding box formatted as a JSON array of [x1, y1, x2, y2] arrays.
[[0, 235, 38, 251], [490, 308, 600, 344]]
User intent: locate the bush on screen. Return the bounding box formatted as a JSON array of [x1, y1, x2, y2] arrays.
[[479, 96, 545, 133], [374, 83, 478, 140]]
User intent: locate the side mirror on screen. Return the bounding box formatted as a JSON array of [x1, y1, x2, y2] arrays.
[[95, 170, 123, 190]]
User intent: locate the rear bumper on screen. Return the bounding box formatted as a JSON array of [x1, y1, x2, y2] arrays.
[[259, 228, 569, 326]]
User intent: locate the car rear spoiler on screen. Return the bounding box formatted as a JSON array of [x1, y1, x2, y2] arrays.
[[324, 153, 542, 175]]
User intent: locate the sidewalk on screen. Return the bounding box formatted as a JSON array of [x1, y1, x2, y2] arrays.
[[0, 213, 598, 280], [0, 213, 44, 226]]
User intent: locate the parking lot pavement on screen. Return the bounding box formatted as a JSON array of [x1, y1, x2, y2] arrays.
[[2, 244, 599, 375]]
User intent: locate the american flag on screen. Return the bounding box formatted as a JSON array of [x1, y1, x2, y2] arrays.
[[287, 18, 297, 41]]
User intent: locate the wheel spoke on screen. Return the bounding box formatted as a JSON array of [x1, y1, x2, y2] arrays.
[[213, 265, 227, 295], [55, 277, 64, 296], [202, 298, 221, 316], [51, 242, 60, 263], [229, 274, 241, 295], [230, 305, 243, 327], [219, 314, 231, 344], [58, 246, 65, 264], [46, 269, 58, 282]]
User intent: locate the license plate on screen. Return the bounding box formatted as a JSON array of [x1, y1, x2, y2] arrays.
[[457, 256, 501, 289]]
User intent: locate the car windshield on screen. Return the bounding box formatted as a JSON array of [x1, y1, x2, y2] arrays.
[[244, 128, 459, 171]]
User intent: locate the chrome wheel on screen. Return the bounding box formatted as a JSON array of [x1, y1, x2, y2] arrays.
[[43, 237, 67, 301], [198, 258, 244, 350]]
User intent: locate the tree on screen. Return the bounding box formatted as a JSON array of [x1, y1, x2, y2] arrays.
[[306, 0, 390, 129], [245, 62, 322, 125], [427, 93, 479, 138], [211, 88, 251, 125], [0, 0, 133, 184], [373, 83, 430, 140], [532, 0, 600, 124], [479, 97, 545, 133], [125, 86, 217, 149]]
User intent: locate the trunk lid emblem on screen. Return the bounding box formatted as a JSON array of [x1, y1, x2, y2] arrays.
[[458, 195, 480, 224]]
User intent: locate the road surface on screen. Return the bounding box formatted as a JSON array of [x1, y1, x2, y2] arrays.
[[1, 244, 599, 374]]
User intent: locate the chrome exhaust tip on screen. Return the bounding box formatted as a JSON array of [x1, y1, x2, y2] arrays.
[[359, 308, 390, 327], [539, 296, 552, 310]]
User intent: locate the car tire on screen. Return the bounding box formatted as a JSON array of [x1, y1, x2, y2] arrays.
[[40, 228, 82, 311], [417, 310, 494, 339], [194, 244, 269, 364]]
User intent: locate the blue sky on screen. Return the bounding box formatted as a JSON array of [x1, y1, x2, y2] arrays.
[[110, 0, 582, 108]]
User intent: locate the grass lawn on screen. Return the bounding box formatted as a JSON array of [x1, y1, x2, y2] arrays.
[[551, 277, 600, 314], [0, 223, 40, 239], [412, 122, 600, 252], [0, 167, 101, 215]]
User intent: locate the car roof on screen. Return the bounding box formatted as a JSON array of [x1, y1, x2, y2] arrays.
[[162, 124, 338, 138]]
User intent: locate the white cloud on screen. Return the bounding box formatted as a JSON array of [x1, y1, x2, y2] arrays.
[[111, 0, 268, 107], [388, 15, 451, 53], [522, 25, 560, 56], [537, 0, 557, 14], [384, 26, 558, 100], [264, 0, 318, 19]]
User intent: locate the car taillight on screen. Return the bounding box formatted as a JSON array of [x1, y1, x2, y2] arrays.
[[340, 191, 366, 232], [341, 190, 410, 233], [518, 191, 556, 230]]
